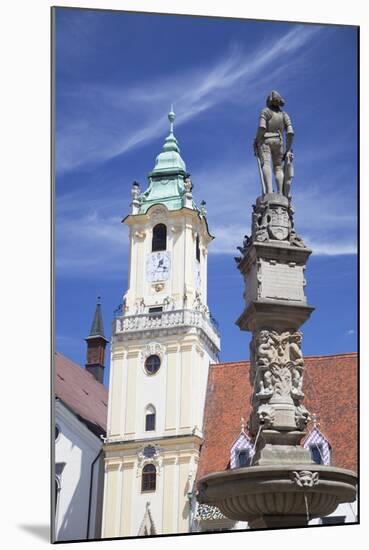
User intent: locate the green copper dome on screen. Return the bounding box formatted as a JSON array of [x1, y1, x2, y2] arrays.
[[138, 108, 190, 214], [149, 109, 186, 176]]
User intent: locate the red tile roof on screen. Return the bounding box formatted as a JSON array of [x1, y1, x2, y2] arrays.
[[55, 352, 108, 437], [197, 353, 357, 480]]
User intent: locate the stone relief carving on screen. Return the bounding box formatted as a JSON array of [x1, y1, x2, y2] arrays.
[[153, 283, 165, 293], [270, 363, 293, 399], [253, 329, 304, 369], [163, 296, 176, 310], [131, 181, 141, 200], [135, 298, 146, 314], [257, 404, 275, 428], [292, 470, 319, 488], [141, 342, 166, 365], [250, 328, 309, 431], [268, 205, 290, 240], [193, 291, 210, 317], [256, 368, 274, 397], [137, 444, 163, 476], [241, 194, 306, 249], [290, 228, 305, 248], [291, 367, 304, 398], [134, 230, 146, 240], [183, 176, 193, 194], [295, 405, 310, 430], [149, 207, 167, 220]]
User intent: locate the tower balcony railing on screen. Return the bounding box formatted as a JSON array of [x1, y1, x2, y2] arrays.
[[113, 308, 220, 349]]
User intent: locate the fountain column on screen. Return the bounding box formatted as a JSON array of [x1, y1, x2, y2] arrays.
[[197, 91, 357, 529], [236, 192, 314, 468]]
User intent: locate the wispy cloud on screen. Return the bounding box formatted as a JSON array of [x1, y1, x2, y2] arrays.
[[56, 25, 321, 173], [56, 202, 129, 278], [55, 21, 355, 280], [191, 147, 357, 257]]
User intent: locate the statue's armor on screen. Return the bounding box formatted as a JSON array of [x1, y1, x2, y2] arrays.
[[258, 107, 294, 136], [258, 108, 294, 168]]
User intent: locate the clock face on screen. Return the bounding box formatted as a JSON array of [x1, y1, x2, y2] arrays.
[[146, 251, 171, 282]]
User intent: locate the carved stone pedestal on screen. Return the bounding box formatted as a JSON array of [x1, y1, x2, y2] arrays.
[[235, 197, 315, 464], [197, 193, 357, 528]]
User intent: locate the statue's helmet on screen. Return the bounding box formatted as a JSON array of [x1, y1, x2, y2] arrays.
[[266, 90, 285, 108]]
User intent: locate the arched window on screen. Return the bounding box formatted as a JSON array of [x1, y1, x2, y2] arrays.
[[152, 224, 167, 252], [196, 234, 200, 262], [141, 464, 156, 492], [145, 405, 156, 431]]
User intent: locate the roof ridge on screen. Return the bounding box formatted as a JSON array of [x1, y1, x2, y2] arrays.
[[211, 351, 357, 367]]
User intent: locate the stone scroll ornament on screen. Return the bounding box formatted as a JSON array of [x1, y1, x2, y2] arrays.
[[249, 329, 309, 432]]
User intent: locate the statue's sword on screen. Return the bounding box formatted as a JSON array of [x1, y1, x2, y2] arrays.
[[254, 140, 266, 195]]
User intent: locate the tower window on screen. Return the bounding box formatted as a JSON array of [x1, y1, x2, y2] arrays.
[[144, 355, 161, 375], [141, 464, 156, 492], [196, 234, 200, 262], [152, 224, 167, 252], [145, 405, 156, 431]]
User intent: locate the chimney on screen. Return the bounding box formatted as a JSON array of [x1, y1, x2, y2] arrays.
[[85, 297, 109, 384]]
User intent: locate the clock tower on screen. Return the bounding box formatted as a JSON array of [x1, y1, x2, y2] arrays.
[[101, 110, 220, 538]]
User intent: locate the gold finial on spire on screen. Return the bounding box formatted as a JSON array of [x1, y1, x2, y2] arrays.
[[311, 413, 319, 428], [168, 104, 175, 133], [240, 417, 246, 432]]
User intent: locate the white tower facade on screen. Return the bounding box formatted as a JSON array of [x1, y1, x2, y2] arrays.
[[102, 111, 220, 538]]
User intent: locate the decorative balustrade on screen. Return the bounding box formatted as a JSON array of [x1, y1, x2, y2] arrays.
[[114, 308, 220, 347]]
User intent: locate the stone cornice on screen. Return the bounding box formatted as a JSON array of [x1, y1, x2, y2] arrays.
[[103, 433, 203, 453]]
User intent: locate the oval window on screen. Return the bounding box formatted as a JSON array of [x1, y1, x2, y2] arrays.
[[145, 355, 161, 375]]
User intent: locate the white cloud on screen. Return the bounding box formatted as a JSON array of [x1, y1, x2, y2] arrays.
[[56, 25, 321, 173], [56, 208, 128, 278], [191, 151, 357, 258]]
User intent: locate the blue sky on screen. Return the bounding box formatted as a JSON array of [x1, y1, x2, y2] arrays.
[[55, 8, 358, 386]]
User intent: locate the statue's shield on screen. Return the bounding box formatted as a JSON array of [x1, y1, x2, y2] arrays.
[[268, 206, 290, 240]]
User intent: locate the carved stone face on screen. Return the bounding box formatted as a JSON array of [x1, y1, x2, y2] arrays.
[[290, 332, 302, 344], [292, 470, 319, 488], [258, 330, 270, 344]]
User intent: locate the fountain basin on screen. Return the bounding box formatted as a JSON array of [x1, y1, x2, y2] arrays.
[[197, 464, 357, 529]]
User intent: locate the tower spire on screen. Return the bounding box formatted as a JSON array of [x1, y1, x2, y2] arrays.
[[149, 107, 186, 177], [85, 297, 109, 384], [88, 296, 105, 338]]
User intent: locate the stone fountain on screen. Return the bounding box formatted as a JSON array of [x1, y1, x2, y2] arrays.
[[197, 91, 357, 529]]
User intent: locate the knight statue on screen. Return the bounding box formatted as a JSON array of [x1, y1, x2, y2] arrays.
[[253, 90, 294, 198]]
